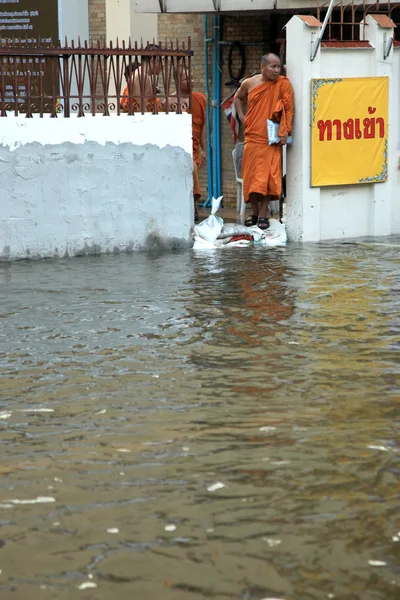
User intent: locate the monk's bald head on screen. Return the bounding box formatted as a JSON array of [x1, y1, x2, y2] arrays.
[[260, 53, 281, 81], [261, 53, 280, 66]]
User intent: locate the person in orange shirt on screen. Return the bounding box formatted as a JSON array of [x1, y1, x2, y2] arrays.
[[234, 53, 294, 230], [120, 45, 162, 114], [165, 66, 207, 222]]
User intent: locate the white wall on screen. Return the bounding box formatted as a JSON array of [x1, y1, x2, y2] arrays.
[[392, 48, 400, 233], [131, 2, 158, 44], [286, 15, 400, 242], [0, 114, 193, 261], [58, 0, 89, 42], [106, 0, 131, 43]]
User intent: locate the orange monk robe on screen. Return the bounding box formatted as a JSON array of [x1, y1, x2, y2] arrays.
[[188, 91, 206, 197], [120, 85, 162, 113], [242, 76, 294, 202]]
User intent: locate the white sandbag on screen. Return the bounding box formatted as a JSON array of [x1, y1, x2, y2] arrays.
[[225, 239, 252, 247], [193, 196, 224, 244], [192, 235, 217, 250], [253, 219, 287, 246], [218, 223, 251, 240]]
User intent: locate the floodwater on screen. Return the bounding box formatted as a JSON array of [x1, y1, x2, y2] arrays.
[[0, 240, 399, 600]]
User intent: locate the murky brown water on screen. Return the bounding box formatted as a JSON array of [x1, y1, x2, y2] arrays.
[[0, 241, 399, 600]]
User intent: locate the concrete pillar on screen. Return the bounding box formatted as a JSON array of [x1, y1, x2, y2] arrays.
[[285, 16, 322, 242], [59, 0, 89, 42], [361, 14, 395, 236], [106, 0, 131, 44], [131, 2, 158, 44]]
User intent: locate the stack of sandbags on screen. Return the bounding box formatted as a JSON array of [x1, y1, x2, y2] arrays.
[[193, 198, 287, 249]]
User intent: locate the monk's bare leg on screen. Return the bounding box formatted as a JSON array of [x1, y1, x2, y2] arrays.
[[258, 195, 270, 219], [258, 195, 271, 230], [194, 194, 201, 223], [245, 192, 263, 226]]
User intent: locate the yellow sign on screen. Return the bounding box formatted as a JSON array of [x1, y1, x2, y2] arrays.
[[311, 77, 388, 187]]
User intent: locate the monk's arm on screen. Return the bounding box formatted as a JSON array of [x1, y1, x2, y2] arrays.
[[282, 81, 294, 135], [234, 81, 248, 123]]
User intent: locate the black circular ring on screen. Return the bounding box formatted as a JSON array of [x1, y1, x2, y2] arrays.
[[228, 41, 246, 83]]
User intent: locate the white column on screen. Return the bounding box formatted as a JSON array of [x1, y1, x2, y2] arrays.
[[285, 16, 322, 242], [59, 0, 89, 42], [361, 15, 395, 236], [130, 1, 158, 44], [106, 0, 131, 44]]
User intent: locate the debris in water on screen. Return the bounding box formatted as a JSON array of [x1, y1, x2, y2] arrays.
[[165, 524, 177, 532], [367, 445, 389, 452], [182, 447, 189, 452], [106, 528, 119, 534], [4, 497, 55, 505], [18, 408, 54, 413], [116, 448, 131, 453], [207, 482, 226, 492], [368, 560, 387, 566], [263, 538, 282, 547], [392, 536, 399, 542], [54, 477, 62, 483], [259, 426, 276, 432], [96, 409, 107, 415], [78, 582, 97, 590], [0, 412, 12, 420]]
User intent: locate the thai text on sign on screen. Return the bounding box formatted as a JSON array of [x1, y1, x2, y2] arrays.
[[0, 0, 58, 44], [311, 77, 389, 187]]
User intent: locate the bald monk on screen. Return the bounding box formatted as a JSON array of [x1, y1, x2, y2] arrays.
[[165, 67, 207, 222], [234, 53, 294, 230], [120, 45, 162, 114]]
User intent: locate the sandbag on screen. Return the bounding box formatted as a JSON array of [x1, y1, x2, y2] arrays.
[[193, 196, 223, 244], [255, 219, 287, 246], [218, 223, 252, 239]]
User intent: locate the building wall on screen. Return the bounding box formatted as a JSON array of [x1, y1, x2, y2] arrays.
[[158, 13, 285, 206], [158, 14, 210, 201], [106, 0, 131, 43], [0, 115, 193, 261], [131, 9, 158, 44], [286, 15, 400, 242], [59, 0, 89, 42], [88, 0, 107, 44]]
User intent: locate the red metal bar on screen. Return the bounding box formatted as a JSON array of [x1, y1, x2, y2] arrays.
[[0, 39, 193, 118]]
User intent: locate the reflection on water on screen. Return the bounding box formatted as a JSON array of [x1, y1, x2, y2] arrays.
[[0, 242, 399, 600]]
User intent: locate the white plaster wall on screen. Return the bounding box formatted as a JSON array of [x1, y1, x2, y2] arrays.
[[392, 48, 400, 233], [131, 2, 158, 44], [106, 0, 131, 43], [286, 16, 399, 242], [58, 0, 89, 42], [0, 114, 193, 261], [318, 49, 375, 241]]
